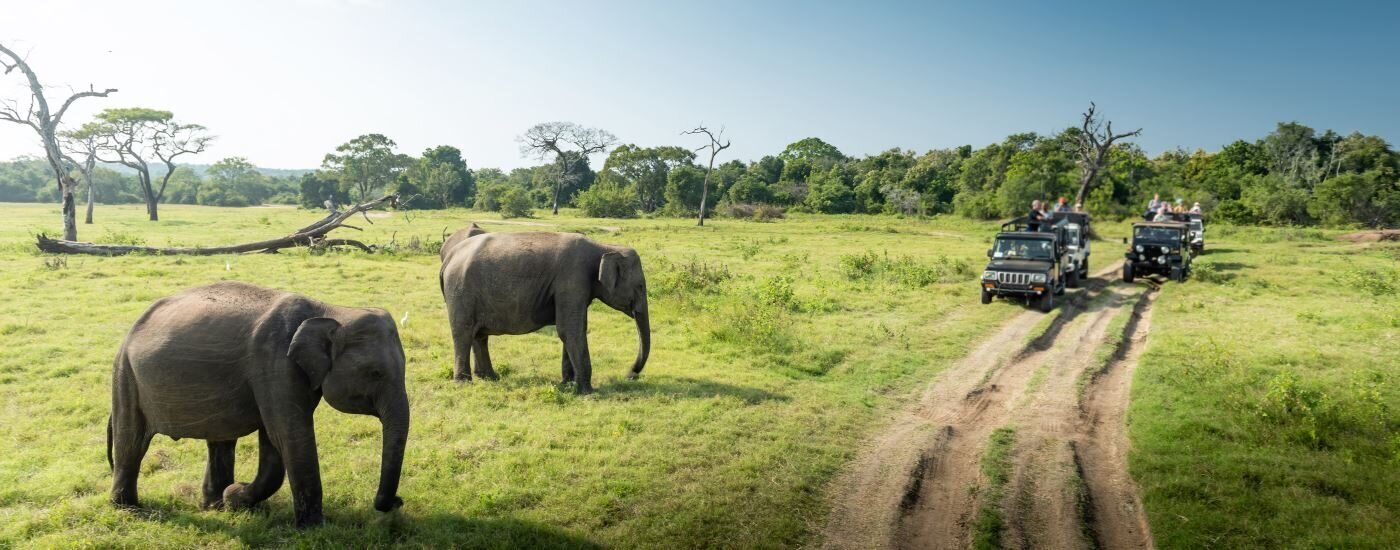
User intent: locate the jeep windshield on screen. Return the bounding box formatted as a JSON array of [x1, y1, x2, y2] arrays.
[[1134, 226, 1181, 242], [1189, 221, 1203, 232], [1067, 225, 1081, 247], [992, 238, 1054, 260]]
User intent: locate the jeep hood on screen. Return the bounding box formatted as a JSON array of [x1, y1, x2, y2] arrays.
[[987, 259, 1052, 272]]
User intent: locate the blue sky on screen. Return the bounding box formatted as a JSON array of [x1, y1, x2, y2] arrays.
[[2, 0, 1396, 170]]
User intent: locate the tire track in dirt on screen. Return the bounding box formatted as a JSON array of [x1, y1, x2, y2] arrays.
[[998, 285, 1143, 550], [821, 264, 1121, 550], [1075, 290, 1157, 550]]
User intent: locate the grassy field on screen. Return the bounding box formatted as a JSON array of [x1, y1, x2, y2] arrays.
[[0, 202, 1394, 548], [1129, 225, 1400, 548], [0, 203, 1016, 548]]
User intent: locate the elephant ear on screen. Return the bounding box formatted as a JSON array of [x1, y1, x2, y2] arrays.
[[599, 252, 623, 293], [288, 317, 341, 391]]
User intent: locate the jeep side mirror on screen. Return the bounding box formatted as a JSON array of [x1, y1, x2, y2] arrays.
[[986, 249, 993, 258], [1121, 237, 1128, 244]]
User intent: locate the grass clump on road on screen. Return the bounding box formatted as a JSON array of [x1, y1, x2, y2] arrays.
[[972, 427, 1016, 550]]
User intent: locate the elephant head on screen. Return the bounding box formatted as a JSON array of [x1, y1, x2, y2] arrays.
[[596, 247, 650, 379], [289, 312, 409, 512]]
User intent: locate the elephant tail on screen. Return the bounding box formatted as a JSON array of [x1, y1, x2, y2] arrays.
[[106, 415, 114, 471]]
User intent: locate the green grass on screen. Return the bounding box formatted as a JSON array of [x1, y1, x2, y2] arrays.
[[972, 427, 1016, 550], [2, 203, 1394, 548], [1128, 225, 1400, 548], [0, 203, 1018, 548]]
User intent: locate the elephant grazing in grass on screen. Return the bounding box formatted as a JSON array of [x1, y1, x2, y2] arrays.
[[107, 281, 409, 528], [439, 227, 651, 394]]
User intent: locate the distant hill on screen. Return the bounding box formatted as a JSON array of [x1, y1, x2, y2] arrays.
[[102, 162, 315, 179]]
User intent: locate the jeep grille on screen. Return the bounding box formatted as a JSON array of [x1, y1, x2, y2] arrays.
[[997, 272, 1031, 286]]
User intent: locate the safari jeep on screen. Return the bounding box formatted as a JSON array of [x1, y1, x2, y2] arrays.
[[1051, 211, 1091, 287], [1187, 213, 1206, 254], [980, 216, 1069, 312], [1124, 221, 1192, 282]]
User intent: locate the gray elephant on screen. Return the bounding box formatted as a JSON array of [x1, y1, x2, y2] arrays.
[[439, 228, 650, 394], [107, 281, 409, 528]]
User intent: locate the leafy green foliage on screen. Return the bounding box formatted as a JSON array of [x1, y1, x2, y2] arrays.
[[574, 183, 637, 218], [498, 187, 534, 218]]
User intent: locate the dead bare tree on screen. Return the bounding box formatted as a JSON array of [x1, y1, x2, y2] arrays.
[[519, 122, 616, 215], [36, 194, 399, 256], [0, 42, 116, 240], [1072, 102, 1140, 208], [59, 122, 104, 224], [682, 124, 731, 226]]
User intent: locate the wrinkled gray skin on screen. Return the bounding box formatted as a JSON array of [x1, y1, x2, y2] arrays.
[[440, 225, 650, 394], [107, 281, 409, 528]]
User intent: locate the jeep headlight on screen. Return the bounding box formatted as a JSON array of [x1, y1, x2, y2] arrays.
[[1030, 273, 1047, 283], [982, 270, 998, 281], [1160, 245, 1170, 253], [1135, 245, 1144, 253], [1157, 256, 1167, 264]]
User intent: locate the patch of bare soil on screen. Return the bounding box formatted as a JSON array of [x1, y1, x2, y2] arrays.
[[1075, 291, 1157, 550], [1337, 229, 1400, 242], [821, 264, 1128, 549]]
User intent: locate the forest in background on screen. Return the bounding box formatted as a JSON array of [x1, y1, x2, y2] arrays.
[[2, 120, 1395, 227]]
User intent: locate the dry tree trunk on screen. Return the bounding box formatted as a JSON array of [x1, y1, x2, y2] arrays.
[[36, 194, 398, 256]]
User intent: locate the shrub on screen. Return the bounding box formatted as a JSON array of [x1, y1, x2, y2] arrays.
[[757, 275, 797, 311], [575, 183, 638, 218], [499, 187, 534, 218], [838, 251, 971, 286], [653, 259, 732, 295], [474, 183, 504, 212]]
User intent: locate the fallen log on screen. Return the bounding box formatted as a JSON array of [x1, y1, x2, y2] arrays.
[[35, 194, 399, 256]]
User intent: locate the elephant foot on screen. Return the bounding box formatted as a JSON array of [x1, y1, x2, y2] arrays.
[[452, 374, 472, 384], [474, 370, 499, 381], [201, 496, 225, 511], [374, 493, 404, 512], [626, 372, 640, 381], [222, 482, 254, 511], [575, 384, 594, 395]]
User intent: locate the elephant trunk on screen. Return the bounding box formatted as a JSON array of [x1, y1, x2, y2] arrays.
[[373, 390, 409, 513], [629, 297, 650, 379]]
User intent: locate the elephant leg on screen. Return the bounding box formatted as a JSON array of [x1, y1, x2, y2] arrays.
[[224, 429, 285, 510], [269, 419, 323, 528], [449, 315, 473, 382], [201, 440, 237, 509], [560, 346, 575, 384], [110, 382, 152, 507], [473, 335, 499, 380], [558, 312, 593, 394]]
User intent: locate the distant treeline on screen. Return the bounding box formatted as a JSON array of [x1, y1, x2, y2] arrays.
[[3, 121, 1394, 227]]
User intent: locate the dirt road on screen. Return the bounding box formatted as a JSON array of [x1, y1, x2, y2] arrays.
[[823, 267, 1156, 550]]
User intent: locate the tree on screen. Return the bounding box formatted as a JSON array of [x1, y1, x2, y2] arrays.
[[299, 172, 348, 210], [59, 122, 105, 224], [519, 122, 616, 215], [322, 134, 410, 203], [682, 125, 731, 226], [598, 144, 694, 213], [401, 145, 473, 209], [1072, 102, 1141, 208], [0, 43, 116, 239], [203, 157, 268, 206], [92, 108, 212, 221]]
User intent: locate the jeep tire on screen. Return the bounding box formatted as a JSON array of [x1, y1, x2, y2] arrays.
[[981, 288, 992, 304], [1067, 265, 1081, 288], [1123, 262, 1135, 283], [1038, 290, 1055, 313], [1170, 266, 1183, 282]]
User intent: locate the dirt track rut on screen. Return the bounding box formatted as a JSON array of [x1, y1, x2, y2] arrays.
[[823, 266, 1156, 550]]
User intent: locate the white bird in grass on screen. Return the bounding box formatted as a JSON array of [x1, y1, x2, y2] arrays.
[[399, 310, 409, 326], [225, 261, 231, 271]]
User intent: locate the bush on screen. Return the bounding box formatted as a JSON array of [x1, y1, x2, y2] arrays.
[[838, 251, 972, 286], [575, 183, 638, 218], [474, 183, 504, 211], [653, 258, 732, 295], [499, 187, 533, 218], [757, 275, 797, 310], [721, 202, 785, 221]]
